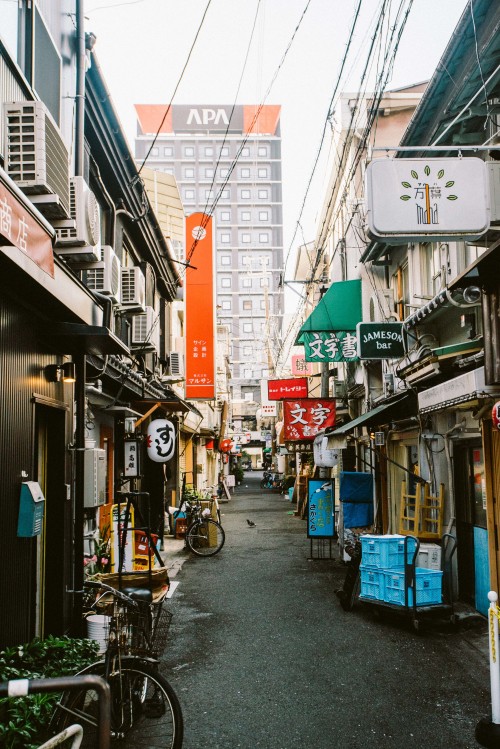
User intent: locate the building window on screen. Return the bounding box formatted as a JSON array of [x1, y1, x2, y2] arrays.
[[241, 233, 251, 244], [260, 277, 270, 287], [421, 242, 443, 297], [220, 168, 229, 178], [240, 189, 251, 200], [260, 299, 266, 310], [259, 210, 269, 221], [241, 147, 250, 157], [242, 255, 251, 266], [243, 346, 253, 356], [259, 233, 269, 244], [258, 168, 268, 178], [241, 211, 251, 222], [220, 146, 229, 157], [259, 255, 270, 266], [258, 189, 269, 199], [164, 167, 174, 175], [220, 189, 230, 200], [221, 277, 232, 288], [242, 278, 252, 288], [244, 368, 253, 379], [184, 146, 195, 157], [240, 167, 251, 178], [243, 301, 252, 311], [243, 323, 253, 333], [221, 299, 232, 310], [204, 146, 214, 156], [220, 233, 231, 244], [184, 167, 195, 179], [220, 255, 231, 265], [205, 168, 214, 178], [258, 146, 268, 157], [205, 189, 215, 199], [220, 210, 231, 221], [184, 189, 195, 200], [150, 147, 159, 157], [393, 263, 410, 321], [164, 146, 173, 156]]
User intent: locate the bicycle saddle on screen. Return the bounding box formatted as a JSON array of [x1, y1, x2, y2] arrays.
[[122, 587, 153, 604]]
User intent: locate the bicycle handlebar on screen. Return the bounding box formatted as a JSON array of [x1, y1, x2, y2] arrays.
[[84, 580, 139, 609]]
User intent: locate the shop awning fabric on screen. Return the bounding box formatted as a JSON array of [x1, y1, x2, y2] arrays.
[[326, 391, 416, 436], [298, 279, 362, 339]]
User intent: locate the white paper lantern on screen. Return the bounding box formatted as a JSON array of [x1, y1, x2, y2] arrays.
[[147, 419, 176, 462]]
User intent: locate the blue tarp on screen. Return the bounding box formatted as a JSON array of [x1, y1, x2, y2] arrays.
[[340, 472, 373, 528]]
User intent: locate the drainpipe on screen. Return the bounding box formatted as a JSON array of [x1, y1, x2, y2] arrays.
[[72, 0, 86, 635], [444, 418, 466, 532]]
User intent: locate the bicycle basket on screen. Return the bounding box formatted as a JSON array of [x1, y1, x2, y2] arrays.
[[150, 603, 173, 658], [108, 598, 152, 656]]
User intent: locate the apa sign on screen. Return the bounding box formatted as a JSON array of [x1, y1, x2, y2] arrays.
[[356, 322, 406, 359]]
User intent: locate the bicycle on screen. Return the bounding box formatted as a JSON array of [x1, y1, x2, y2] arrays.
[[0, 674, 110, 748], [51, 580, 183, 748], [170, 495, 225, 557], [260, 472, 285, 492]]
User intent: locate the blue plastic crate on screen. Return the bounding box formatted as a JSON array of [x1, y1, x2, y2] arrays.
[[383, 567, 443, 607], [361, 534, 417, 569], [359, 564, 385, 602]]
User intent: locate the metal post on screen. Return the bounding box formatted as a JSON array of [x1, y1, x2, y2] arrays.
[[476, 591, 500, 747]]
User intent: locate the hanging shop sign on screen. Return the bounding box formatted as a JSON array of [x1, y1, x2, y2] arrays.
[[219, 438, 234, 453], [283, 398, 336, 441], [303, 331, 359, 362], [285, 441, 313, 453], [267, 377, 308, 401], [291, 354, 314, 376], [146, 419, 176, 462], [307, 479, 335, 538], [356, 322, 406, 359], [185, 213, 216, 399], [313, 433, 340, 468], [261, 403, 278, 417], [124, 439, 142, 477], [418, 366, 499, 414], [365, 157, 490, 243], [492, 402, 500, 431]]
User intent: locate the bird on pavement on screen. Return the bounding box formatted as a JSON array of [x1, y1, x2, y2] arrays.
[[246, 519, 256, 527]]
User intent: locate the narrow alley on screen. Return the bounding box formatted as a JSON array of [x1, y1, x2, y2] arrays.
[[162, 473, 489, 749]]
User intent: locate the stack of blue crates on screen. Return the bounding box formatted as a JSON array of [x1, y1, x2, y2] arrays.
[[359, 534, 443, 607]]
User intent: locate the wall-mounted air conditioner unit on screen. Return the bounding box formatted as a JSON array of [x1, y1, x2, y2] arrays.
[[80, 245, 121, 302], [55, 176, 101, 262], [331, 380, 346, 399], [131, 306, 160, 353], [169, 351, 184, 377], [3, 100, 70, 218], [121, 267, 146, 310]]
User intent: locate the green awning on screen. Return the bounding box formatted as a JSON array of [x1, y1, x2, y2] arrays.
[[298, 279, 362, 336], [326, 392, 416, 436]]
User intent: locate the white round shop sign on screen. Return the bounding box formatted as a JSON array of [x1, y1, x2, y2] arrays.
[[191, 225, 206, 241]]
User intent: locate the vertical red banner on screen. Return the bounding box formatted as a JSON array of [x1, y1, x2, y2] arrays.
[[185, 213, 215, 399]]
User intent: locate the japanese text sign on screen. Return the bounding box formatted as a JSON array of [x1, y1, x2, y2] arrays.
[[0, 176, 54, 277], [291, 355, 314, 376], [356, 322, 406, 359], [185, 213, 215, 399], [147, 419, 176, 462], [283, 398, 336, 441], [303, 331, 359, 362], [307, 479, 335, 538], [366, 157, 490, 242], [124, 440, 141, 477], [268, 377, 308, 401]]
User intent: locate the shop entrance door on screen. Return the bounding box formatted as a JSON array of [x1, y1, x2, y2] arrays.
[[454, 441, 489, 615], [34, 403, 67, 637]]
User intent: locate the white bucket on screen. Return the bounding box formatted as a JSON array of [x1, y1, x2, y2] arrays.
[[86, 614, 110, 654]]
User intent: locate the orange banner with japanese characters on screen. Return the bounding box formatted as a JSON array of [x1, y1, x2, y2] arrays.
[[185, 213, 215, 399]]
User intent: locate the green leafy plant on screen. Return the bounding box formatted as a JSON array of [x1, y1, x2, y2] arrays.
[[0, 635, 99, 748]]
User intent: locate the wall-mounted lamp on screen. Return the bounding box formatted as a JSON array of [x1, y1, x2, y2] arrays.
[[45, 362, 77, 384]]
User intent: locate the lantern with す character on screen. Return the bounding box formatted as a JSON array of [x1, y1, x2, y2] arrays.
[[492, 402, 500, 431], [147, 419, 176, 462]]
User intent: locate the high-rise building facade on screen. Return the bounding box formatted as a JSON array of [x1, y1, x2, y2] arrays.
[[134, 104, 284, 412]]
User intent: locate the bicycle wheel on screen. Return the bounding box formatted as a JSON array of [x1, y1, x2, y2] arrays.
[[52, 660, 183, 749], [186, 518, 225, 557]]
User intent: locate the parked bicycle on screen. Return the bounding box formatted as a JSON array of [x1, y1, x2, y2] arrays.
[[260, 472, 285, 492], [170, 493, 225, 557], [51, 580, 183, 748], [0, 674, 110, 748]]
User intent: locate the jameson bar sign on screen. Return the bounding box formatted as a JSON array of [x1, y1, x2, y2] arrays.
[[356, 322, 405, 359]]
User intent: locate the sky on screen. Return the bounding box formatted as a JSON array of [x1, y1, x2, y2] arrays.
[[84, 0, 467, 277]]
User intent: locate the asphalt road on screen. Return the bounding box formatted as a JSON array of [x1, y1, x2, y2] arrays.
[[162, 472, 490, 749]]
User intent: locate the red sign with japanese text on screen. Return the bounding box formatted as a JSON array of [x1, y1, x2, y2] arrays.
[[283, 399, 336, 441], [267, 377, 308, 401], [185, 213, 215, 399], [0, 176, 54, 277]]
